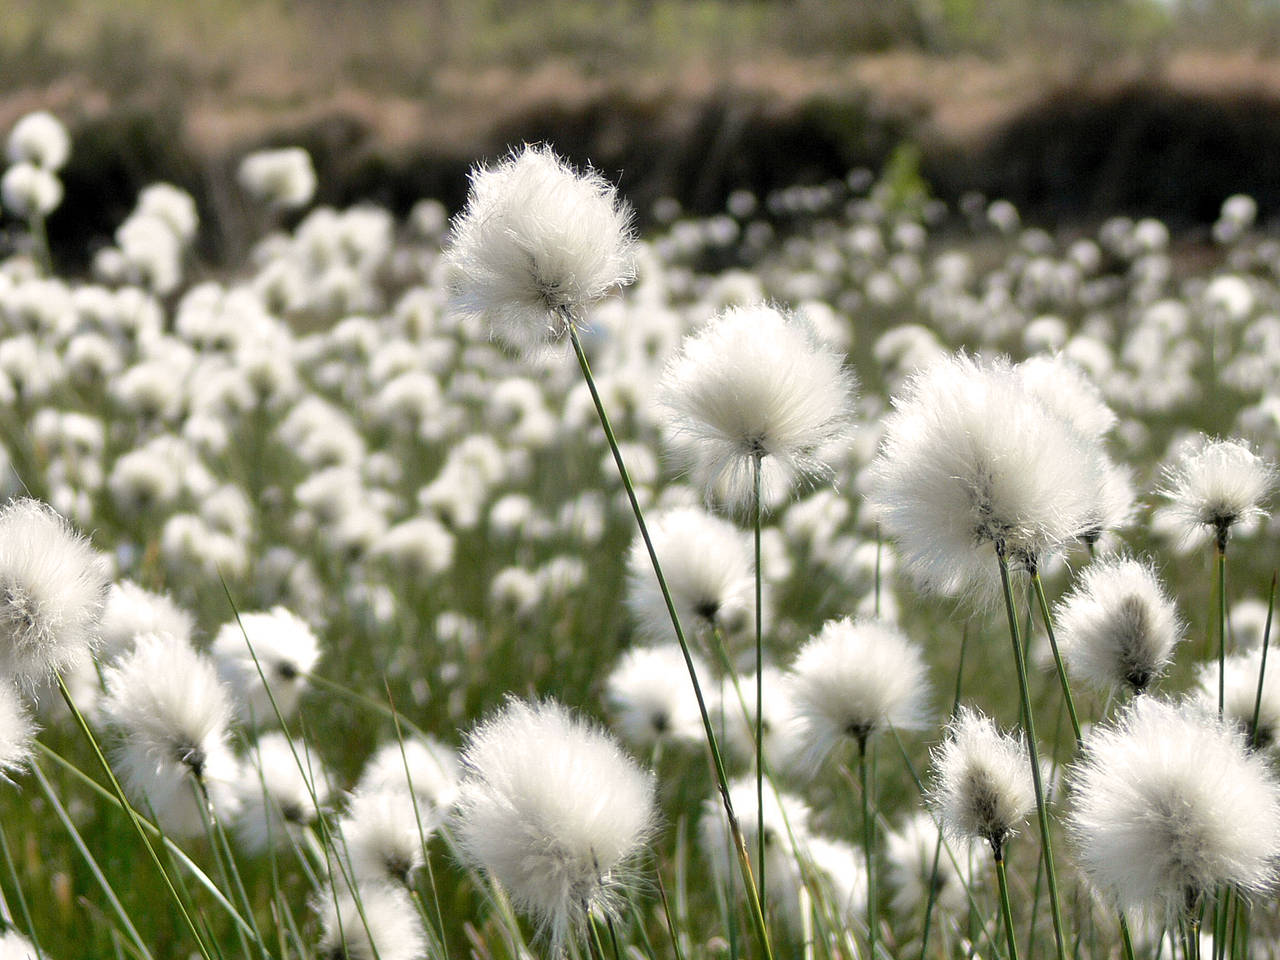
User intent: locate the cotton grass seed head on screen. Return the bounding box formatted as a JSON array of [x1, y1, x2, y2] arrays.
[[313, 879, 427, 960], [605, 643, 707, 750], [7, 111, 70, 171], [787, 616, 931, 770], [625, 506, 761, 647], [444, 143, 636, 358], [658, 303, 858, 511], [929, 707, 1035, 856], [452, 697, 656, 953], [1157, 435, 1274, 550], [1067, 696, 1280, 921], [0, 681, 35, 781], [867, 352, 1103, 607], [211, 606, 321, 726], [0, 498, 109, 686], [1055, 555, 1183, 695], [1197, 650, 1280, 752], [102, 632, 238, 837]]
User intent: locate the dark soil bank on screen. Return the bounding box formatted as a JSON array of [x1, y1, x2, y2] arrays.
[[42, 80, 1280, 268]]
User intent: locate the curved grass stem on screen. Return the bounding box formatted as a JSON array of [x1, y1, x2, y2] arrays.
[[568, 324, 774, 960], [996, 548, 1067, 960]]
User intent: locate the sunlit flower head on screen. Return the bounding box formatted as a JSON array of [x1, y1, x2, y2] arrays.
[[867, 352, 1103, 607], [444, 143, 636, 358], [1055, 555, 1183, 696], [453, 697, 656, 953], [1157, 435, 1273, 550], [1068, 696, 1280, 922], [658, 303, 857, 511]]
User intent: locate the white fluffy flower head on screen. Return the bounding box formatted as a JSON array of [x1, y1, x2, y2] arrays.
[[658, 303, 858, 511], [929, 707, 1035, 855], [626, 506, 760, 647], [1055, 556, 1183, 695], [1068, 697, 1280, 921], [444, 143, 636, 357], [868, 352, 1103, 607], [1158, 436, 1274, 550], [787, 616, 931, 770], [102, 632, 238, 837], [605, 644, 707, 750], [0, 499, 109, 686], [453, 697, 656, 952], [211, 606, 321, 726], [7, 112, 70, 170]]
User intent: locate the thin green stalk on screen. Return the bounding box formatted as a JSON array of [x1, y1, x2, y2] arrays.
[[655, 867, 688, 960], [1217, 545, 1227, 719], [994, 848, 1020, 960], [1187, 915, 1202, 960], [859, 737, 877, 960], [921, 624, 970, 960], [53, 673, 213, 960], [33, 741, 260, 943], [30, 759, 155, 960], [1031, 570, 1082, 749], [0, 819, 44, 958], [568, 324, 774, 960], [1249, 572, 1276, 748], [753, 451, 765, 914], [996, 546, 1067, 960], [1119, 913, 1137, 960]]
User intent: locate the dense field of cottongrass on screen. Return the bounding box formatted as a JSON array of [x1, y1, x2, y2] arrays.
[[0, 109, 1279, 960]]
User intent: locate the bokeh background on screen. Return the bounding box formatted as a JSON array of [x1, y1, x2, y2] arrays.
[[8, 0, 1280, 268]]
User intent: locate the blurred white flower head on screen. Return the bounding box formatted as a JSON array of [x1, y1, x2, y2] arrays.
[[238, 147, 317, 210], [7, 111, 70, 171]]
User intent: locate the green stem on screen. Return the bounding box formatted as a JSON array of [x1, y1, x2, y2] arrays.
[[753, 451, 765, 915], [54, 673, 214, 960], [996, 547, 1067, 960], [1119, 913, 1137, 960], [994, 847, 1020, 960], [1031, 571, 1082, 750], [859, 737, 877, 960], [1217, 545, 1227, 720], [30, 760, 155, 960], [568, 324, 774, 960], [1249, 572, 1275, 748], [655, 867, 688, 960]]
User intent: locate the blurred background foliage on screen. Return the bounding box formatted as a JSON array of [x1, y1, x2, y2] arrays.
[[7, 0, 1280, 264]]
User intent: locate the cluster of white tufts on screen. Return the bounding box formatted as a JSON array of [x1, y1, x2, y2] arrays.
[[3, 108, 1280, 959]]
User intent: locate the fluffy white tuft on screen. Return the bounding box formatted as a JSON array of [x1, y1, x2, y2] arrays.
[[102, 632, 238, 837], [0, 681, 35, 780], [7, 111, 70, 171], [605, 643, 708, 750], [658, 303, 858, 511], [234, 731, 331, 854], [786, 616, 932, 770], [1156, 435, 1274, 549], [356, 736, 460, 815], [1067, 696, 1280, 921], [99, 580, 195, 661], [336, 786, 429, 887], [884, 811, 973, 920], [211, 607, 321, 726], [1054, 555, 1183, 695], [444, 143, 636, 357], [0, 498, 109, 686], [867, 352, 1103, 607], [1197, 650, 1280, 752], [313, 879, 428, 960], [929, 706, 1035, 854], [452, 697, 656, 953], [625, 506, 763, 648]]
